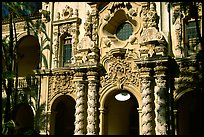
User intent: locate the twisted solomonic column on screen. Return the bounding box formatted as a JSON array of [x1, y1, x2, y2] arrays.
[[154, 76, 167, 135], [87, 71, 99, 135], [141, 76, 155, 135], [74, 72, 86, 135]]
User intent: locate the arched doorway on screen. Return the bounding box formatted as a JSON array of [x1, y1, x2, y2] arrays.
[[50, 95, 76, 135], [12, 103, 34, 134], [176, 90, 202, 135], [17, 35, 40, 77], [103, 89, 139, 135]]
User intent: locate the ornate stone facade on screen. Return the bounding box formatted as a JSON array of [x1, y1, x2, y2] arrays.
[[2, 2, 202, 135]]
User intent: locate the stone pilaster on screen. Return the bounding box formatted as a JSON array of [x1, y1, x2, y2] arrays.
[[139, 63, 155, 135], [154, 62, 168, 135], [46, 111, 52, 135], [86, 71, 99, 135], [99, 107, 107, 135], [74, 72, 86, 135], [173, 110, 178, 135]]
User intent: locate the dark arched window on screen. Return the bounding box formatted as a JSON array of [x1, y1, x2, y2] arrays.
[[116, 22, 133, 41], [63, 36, 72, 66]]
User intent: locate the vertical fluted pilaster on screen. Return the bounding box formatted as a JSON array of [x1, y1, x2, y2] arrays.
[[87, 71, 99, 135], [141, 76, 155, 135], [154, 76, 167, 135], [74, 72, 86, 135]]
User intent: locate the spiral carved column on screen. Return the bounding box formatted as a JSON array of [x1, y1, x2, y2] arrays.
[[74, 72, 86, 135], [154, 61, 168, 135], [154, 75, 167, 135], [86, 71, 99, 135], [141, 76, 155, 135]]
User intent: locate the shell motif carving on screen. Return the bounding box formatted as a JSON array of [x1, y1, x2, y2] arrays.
[[61, 5, 73, 19]]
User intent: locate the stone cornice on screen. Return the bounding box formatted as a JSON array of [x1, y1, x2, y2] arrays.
[[2, 13, 41, 25]]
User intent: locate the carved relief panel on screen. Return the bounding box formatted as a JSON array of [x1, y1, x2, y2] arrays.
[[47, 70, 75, 111], [99, 49, 140, 94]]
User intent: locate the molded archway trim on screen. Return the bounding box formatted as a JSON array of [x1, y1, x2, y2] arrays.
[[99, 84, 141, 109]]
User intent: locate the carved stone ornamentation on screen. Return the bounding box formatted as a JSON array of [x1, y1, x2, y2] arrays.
[[154, 76, 167, 135], [77, 36, 95, 51], [142, 2, 159, 30], [84, 11, 92, 37], [100, 56, 139, 90], [61, 5, 73, 19], [140, 76, 155, 135], [139, 2, 167, 58], [59, 23, 72, 35], [47, 71, 74, 111], [108, 2, 131, 13], [140, 27, 163, 43], [87, 80, 98, 135], [74, 80, 86, 135]]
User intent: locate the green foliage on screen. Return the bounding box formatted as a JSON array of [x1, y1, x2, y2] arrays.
[[2, 2, 50, 135]]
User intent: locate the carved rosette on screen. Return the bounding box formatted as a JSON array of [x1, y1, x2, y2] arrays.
[[140, 76, 155, 135], [74, 80, 86, 135], [154, 76, 167, 135]]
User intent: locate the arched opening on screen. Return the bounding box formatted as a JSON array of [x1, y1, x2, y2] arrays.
[[17, 35, 40, 77], [50, 95, 76, 135], [12, 103, 34, 134], [176, 90, 202, 135], [104, 89, 139, 135]]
